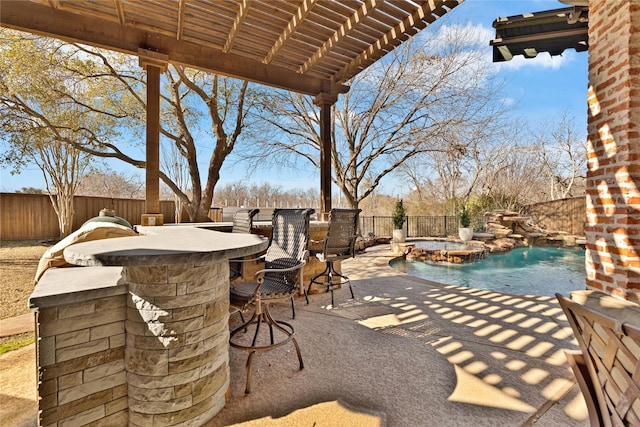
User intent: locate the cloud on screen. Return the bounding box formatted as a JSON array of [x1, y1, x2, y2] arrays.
[[432, 21, 579, 71], [502, 97, 516, 107], [495, 49, 578, 71], [430, 22, 496, 50], [480, 22, 579, 71]]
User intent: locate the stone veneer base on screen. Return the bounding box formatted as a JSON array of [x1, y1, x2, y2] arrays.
[[30, 226, 269, 426], [30, 263, 232, 427]]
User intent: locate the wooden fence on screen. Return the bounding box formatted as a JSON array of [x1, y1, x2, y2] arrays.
[[521, 197, 586, 235], [1, 192, 586, 242], [1, 193, 176, 241]]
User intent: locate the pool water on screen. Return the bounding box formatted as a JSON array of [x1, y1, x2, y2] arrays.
[[391, 246, 586, 296]]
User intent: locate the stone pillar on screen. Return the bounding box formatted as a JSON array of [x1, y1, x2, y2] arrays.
[[586, 0, 640, 302], [124, 261, 230, 426]]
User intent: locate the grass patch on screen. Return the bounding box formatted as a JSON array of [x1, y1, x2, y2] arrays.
[[0, 332, 35, 355], [0, 240, 51, 319]]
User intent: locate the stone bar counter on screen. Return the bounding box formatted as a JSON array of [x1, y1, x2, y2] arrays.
[[29, 226, 268, 426]]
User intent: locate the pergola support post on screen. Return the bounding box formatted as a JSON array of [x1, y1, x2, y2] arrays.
[[139, 49, 168, 226], [314, 92, 338, 220]]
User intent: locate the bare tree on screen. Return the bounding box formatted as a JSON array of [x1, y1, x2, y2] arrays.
[[214, 181, 251, 207], [2, 124, 90, 238], [0, 29, 262, 222], [161, 144, 190, 222], [0, 33, 93, 237], [16, 187, 45, 194], [213, 181, 319, 209], [245, 24, 508, 209], [76, 167, 145, 199], [483, 145, 549, 209], [535, 111, 587, 200], [40, 134, 90, 237]]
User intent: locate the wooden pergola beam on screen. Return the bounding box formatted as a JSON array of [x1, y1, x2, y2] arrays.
[[223, 0, 254, 53], [300, 0, 384, 75], [336, 0, 455, 82], [1, 0, 462, 220], [0, 0, 348, 97], [264, 0, 318, 64]]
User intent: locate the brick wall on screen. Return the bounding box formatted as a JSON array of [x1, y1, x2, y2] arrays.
[[586, 0, 640, 302]]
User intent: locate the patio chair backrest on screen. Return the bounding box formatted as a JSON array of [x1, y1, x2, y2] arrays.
[[232, 209, 260, 234], [323, 208, 361, 258], [556, 293, 640, 427], [264, 208, 314, 288]]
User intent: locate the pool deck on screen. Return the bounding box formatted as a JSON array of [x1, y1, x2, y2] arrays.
[[212, 243, 588, 426], [1, 243, 588, 426]]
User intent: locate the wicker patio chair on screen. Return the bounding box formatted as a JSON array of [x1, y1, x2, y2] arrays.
[[305, 208, 361, 307], [229, 208, 314, 394], [556, 292, 640, 426], [229, 208, 260, 281]]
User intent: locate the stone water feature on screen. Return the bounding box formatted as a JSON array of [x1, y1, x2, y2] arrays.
[[481, 210, 586, 251], [404, 239, 488, 263], [392, 210, 586, 264]]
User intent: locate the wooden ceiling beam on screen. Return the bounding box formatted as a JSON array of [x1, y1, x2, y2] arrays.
[[335, 0, 461, 82], [300, 0, 384, 75], [114, 0, 126, 26], [264, 0, 318, 64], [223, 0, 253, 53], [0, 0, 347, 96], [176, 0, 186, 41]]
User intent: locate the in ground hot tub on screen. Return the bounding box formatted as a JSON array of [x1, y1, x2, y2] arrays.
[[402, 239, 488, 263]]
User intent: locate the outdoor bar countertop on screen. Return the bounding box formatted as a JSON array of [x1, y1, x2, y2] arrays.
[[51, 225, 269, 425], [63, 225, 268, 267]]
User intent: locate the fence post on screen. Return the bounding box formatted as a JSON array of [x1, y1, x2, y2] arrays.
[[372, 216, 376, 238], [405, 215, 409, 237]]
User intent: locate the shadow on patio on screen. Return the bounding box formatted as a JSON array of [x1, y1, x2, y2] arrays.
[[211, 244, 589, 427]]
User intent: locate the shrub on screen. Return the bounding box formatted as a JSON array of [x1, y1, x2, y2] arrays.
[[393, 199, 406, 229], [459, 205, 471, 228]]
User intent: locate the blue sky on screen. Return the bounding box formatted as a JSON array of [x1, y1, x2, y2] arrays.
[[0, 0, 588, 194]]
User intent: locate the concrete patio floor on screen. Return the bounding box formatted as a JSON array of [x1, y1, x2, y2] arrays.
[[0, 243, 589, 426], [211, 244, 589, 426]]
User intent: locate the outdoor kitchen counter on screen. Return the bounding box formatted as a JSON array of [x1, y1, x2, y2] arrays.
[[64, 225, 268, 267], [53, 226, 268, 426]]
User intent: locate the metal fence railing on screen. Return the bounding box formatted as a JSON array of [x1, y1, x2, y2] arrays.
[[359, 216, 459, 238], [219, 210, 460, 238]]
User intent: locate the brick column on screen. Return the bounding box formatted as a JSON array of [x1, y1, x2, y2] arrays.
[[586, 0, 640, 302]]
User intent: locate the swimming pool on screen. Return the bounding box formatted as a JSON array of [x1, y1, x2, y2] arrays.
[[390, 246, 586, 296]]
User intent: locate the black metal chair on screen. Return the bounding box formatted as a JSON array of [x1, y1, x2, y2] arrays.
[[229, 208, 260, 281], [305, 208, 361, 307], [229, 208, 314, 394]]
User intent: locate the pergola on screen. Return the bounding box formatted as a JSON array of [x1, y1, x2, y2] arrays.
[[1, 0, 463, 220]]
